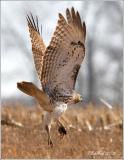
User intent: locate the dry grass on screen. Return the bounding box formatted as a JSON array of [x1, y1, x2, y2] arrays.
[[1, 103, 122, 159]]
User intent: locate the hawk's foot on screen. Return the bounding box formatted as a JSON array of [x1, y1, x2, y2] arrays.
[[48, 138, 53, 147]]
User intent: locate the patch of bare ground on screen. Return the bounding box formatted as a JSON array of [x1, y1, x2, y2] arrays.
[[1, 104, 122, 159]]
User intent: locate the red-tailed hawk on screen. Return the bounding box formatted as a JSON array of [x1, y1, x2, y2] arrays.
[[17, 7, 86, 147]]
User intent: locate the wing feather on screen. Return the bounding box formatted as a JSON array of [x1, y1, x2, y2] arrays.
[[27, 14, 46, 80], [41, 8, 86, 102]]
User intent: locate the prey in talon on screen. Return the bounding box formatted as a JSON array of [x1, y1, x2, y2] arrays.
[[58, 126, 67, 137], [57, 121, 67, 138]]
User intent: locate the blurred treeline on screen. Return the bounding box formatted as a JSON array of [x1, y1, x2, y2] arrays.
[[1, 1, 123, 106]]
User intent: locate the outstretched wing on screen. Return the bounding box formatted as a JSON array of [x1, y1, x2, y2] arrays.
[[41, 8, 86, 101], [27, 14, 46, 80]]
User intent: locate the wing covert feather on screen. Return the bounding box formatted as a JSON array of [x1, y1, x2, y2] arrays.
[[41, 8, 86, 101]]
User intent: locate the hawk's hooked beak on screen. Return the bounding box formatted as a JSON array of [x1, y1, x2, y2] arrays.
[[80, 95, 83, 102]]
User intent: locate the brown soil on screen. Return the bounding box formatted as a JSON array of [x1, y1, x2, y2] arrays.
[[1, 104, 123, 159]]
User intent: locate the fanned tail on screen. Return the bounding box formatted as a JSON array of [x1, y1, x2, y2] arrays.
[[17, 81, 53, 112]]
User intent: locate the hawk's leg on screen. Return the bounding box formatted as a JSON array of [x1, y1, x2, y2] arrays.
[[45, 125, 53, 147], [57, 120, 67, 137]]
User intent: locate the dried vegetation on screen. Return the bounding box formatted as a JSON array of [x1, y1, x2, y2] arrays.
[[1, 103, 122, 159]]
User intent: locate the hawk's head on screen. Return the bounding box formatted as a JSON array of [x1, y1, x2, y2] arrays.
[[71, 91, 83, 104]]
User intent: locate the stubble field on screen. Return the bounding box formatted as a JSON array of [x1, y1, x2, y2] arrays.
[[1, 103, 122, 159]]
